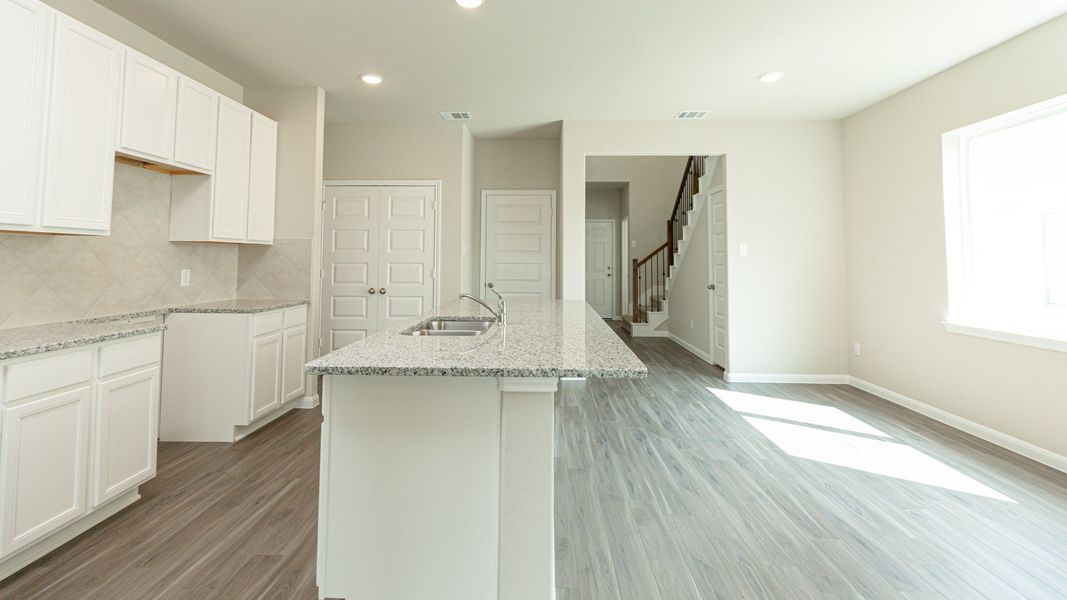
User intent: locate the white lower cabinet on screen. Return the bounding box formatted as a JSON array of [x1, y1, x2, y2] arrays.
[[160, 304, 309, 443], [0, 386, 91, 557], [92, 367, 159, 507], [250, 332, 282, 421], [0, 332, 162, 576]]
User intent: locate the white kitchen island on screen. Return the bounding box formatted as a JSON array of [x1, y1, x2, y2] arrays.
[[305, 299, 646, 600]]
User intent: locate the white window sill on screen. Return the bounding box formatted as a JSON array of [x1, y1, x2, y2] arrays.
[[943, 321, 1067, 353]]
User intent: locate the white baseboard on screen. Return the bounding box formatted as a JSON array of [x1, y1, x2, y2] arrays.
[[724, 372, 850, 384], [667, 333, 714, 365], [630, 329, 668, 338], [848, 377, 1067, 474], [295, 394, 320, 409]]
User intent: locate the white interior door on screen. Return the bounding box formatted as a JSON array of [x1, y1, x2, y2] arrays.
[[378, 186, 436, 329], [585, 220, 614, 318], [321, 184, 437, 351], [481, 191, 555, 300], [709, 190, 728, 367], [321, 186, 381, 351]]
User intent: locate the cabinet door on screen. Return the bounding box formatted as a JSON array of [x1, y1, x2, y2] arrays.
[[250, 332, 282, 421], [0, 386, 91, 557], [119, 49, 178, 162], [211, 97, 252, 241], [40, 15, 122, 233], [281, 326, 306, 403], [0, 0, 52, 227], [173, 77, 218, 173], [92, 367, 159, 507], [246, 112, 277, 243]]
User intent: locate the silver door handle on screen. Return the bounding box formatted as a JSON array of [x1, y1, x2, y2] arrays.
[[708, 284, 715, 290], [379, 288, 387, 295], [369, 288, 377, 294]]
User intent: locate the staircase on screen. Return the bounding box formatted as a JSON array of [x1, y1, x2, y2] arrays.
[[623, 155, 717, 337]]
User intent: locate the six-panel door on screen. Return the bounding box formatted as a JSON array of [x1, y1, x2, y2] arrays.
[[92, 367, 160, 507], [0, 0, 52, 228], [0, 387, 91, 557]]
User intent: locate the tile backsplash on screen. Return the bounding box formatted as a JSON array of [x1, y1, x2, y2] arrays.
[[0, 163, 238, 329], [237, 238, 312, 301]]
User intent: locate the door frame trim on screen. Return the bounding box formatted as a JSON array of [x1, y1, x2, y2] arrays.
[[584, 218, 616, 319], [313, 180, 442, 359], [479, 189, 557, 299]]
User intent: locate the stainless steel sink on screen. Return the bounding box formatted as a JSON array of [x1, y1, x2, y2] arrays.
[[403, 317, 496, 336]]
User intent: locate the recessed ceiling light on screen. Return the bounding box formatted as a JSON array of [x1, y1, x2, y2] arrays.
[[455, 0, 485, 7], [759, 71, 784, 83], [360, 73, 383, 85]]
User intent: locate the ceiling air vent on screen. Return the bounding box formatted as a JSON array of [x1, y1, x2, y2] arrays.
[[440, 111, 474, 121], [675, 111, 709, 120]]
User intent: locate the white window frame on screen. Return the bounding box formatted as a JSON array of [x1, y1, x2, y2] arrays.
[[942, 94, 1067, 353]]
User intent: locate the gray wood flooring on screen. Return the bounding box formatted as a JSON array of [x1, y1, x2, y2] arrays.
[[554, 325, 1067, 599], [4, 324, 1067, 599]]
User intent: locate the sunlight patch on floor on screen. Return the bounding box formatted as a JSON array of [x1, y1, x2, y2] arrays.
[[707, 388, 1015, 503]]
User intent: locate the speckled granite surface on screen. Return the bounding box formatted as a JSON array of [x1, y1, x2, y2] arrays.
[[306, 299, 647, 378], [0, 317, 166, 361], [0, 299, 307, 360], [167, 299, 307, 314]]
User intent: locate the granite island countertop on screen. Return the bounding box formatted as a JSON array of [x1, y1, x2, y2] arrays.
[[0, 299, 307, 361], [305, 298, 647, 378]]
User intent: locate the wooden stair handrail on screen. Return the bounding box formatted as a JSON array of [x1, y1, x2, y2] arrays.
[[633, 241, 669, 268]]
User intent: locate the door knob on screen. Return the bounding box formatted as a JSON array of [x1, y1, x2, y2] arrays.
[[379, 288, 387, 295], [708, 284, 715, 290], [369, 288, 377, 294], [607, 274, 612, 277], [487, 282, 494, 289]]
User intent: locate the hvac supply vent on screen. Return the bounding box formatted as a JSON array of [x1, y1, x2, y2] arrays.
[[440, 111, 474, 121], [675, 111, 709, 120]]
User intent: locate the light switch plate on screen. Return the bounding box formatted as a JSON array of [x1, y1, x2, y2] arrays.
[[180, 269, 191, 287], [853, 342, 862, 356], [739, 243, 748, 257]]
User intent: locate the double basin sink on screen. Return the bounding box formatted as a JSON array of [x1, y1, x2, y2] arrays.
[[403, 317, 497, 337]]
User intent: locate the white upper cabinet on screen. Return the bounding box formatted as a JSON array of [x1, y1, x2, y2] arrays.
[[173, 77, 218, 173], [246, 113, 278, 243], [211, 98, 253, 241], [119, 50, 178, 163], [40, 14, 122, 233], [0, 0, 52, 228], [170, 101, 277, 245]]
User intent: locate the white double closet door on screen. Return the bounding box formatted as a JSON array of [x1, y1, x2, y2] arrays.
[[321, 185, 436, 351]]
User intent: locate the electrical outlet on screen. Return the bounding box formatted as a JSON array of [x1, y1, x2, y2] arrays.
[[853, 342, 861, 356], [739, 243, 748, 257], [180, 269, 191, 287], [631, 240, 638, 248]]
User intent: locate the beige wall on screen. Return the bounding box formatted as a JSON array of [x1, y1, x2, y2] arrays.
[[666, 203, 711, 354], [324, 122, 470, 301], [561, 120, 847, 377], [41, 0, 243, 101], [471, 139, 560, 292], [586, 156, 688, 261], [843, 15, 1067, 457], [461, 127, 475, 293], [0, 165, 237, 328], [585, 187, 623, 316]]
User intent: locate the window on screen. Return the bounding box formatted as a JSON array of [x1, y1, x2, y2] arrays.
[[943, 96, 1067, 349]]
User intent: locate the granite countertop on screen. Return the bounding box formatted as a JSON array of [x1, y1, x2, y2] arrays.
[[168, 299, 308, 314], [0, 299, 307, 361], [0, 315, 167, 361], [305, 298, 647, 378]]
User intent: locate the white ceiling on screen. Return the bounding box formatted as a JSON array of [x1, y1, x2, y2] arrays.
[[96, 0, 1067, 138]]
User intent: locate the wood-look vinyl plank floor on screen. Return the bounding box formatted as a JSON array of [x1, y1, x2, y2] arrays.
[[4, 323, 1067, 599]]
